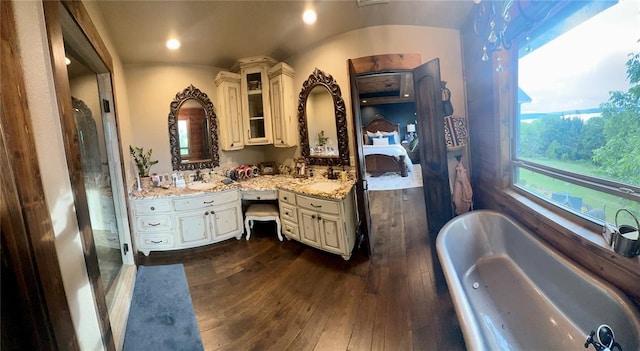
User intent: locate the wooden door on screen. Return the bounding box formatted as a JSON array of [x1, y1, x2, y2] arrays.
[[413, 58, 454, 238], [348, 59, 373, 255]]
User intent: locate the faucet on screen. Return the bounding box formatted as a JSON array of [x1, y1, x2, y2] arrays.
[[194, 169, 204, 182], [326, 166, 338, 180], [585, 324, 623, 351]]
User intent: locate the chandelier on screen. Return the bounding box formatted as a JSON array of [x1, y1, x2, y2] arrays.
[[473, 0, 553, 65]]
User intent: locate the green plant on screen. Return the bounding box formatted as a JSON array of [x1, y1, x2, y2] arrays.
[[129, 145, 158, 177], [317, 130, 328, 146]]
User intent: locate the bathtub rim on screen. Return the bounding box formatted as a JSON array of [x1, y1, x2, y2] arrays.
[[436, 209, 640, 351]]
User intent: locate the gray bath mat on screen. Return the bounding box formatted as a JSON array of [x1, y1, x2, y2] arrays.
[[123, 264, 203, 351]]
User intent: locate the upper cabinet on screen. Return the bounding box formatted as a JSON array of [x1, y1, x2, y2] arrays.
[[237, 56, 276, 145], [268, 63, 297, 148], [216, 57, 297, 149], [215, 71, 244, 151]]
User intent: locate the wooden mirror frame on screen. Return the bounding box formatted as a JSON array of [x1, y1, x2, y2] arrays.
[[168, 85, 219, 170], [298, 68, 350, 166]]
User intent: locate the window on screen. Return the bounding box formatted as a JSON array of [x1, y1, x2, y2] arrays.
[[178, 119, 190, 156], [514, 0, 640, 224]]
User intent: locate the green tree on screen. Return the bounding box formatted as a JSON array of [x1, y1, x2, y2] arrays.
[[592, 48, 640, 186]]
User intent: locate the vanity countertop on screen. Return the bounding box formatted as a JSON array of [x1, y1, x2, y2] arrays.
[[130, 175, 355, 200]]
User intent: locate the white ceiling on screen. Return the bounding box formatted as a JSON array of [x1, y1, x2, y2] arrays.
[[95, 0, 474, 69]]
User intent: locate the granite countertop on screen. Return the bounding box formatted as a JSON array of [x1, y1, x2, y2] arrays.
[[130, 174, 356, 200]]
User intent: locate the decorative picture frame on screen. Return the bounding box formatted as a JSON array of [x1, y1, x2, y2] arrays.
[[259, 161, 276, 175], [294, 158, 307, 178]]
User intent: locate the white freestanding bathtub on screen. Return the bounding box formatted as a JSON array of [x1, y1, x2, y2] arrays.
[[436, 210, 640, 351]]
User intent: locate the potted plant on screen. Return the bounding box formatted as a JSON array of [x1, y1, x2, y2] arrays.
[[129, 145, 158, 177]]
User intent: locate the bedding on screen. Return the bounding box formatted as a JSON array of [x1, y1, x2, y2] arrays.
[[363, 115, 411, 177], [363, 144, 413, 172]]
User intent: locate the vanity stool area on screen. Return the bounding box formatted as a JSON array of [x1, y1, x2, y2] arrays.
[[129, 176, 358, 260]]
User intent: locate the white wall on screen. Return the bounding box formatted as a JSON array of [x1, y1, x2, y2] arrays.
[[13, 1, 134, 349], [125, 64, 269, 174], [287, 24, 467, 166], [124, 25, 467, 171], [12, 1, 104, 350]]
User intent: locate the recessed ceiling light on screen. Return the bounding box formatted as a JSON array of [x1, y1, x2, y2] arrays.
[[403, 93, 410, 97], [303, 9, 317, 24], [166, 39, 181, 50], [65, 57, 71, 65], [361, 99, 367, 104]]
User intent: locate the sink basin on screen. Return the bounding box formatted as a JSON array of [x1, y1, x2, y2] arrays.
[[188, 182, 219, 191], [305, 181, 343, 193]]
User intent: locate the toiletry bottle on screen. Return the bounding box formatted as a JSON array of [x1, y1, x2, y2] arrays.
[[341, 166, 347, 181]]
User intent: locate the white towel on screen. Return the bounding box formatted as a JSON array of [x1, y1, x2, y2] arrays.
[[453, 161, 473, 215]]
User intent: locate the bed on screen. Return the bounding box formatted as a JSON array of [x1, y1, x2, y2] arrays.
[[363, 116, 413, 177]]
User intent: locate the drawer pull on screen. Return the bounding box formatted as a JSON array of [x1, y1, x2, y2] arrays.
[[256, 196, 261, 200], [150, 206, 155, 211], [150, 240, 163, 244], [205, 211, 209, 215], [312, 215, 316, 219], [283, 196, 288, 201], [148, 222, 161, 226], [311, 203, 322, 208], [203, 200, 215, 204], [317, 216, 322, 221], [285, 211, 289, 215]]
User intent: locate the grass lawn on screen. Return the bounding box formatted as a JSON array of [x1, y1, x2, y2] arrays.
[[516, 158, 640, 222]]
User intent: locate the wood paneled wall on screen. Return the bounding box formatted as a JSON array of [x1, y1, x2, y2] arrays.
[[460, 10, 640, 303]]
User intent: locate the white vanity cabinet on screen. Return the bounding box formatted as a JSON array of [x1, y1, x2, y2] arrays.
[[281, 188, 357, 260], [268, 63, 297, 148], [278, 190, 300, 241], [215, 71, 244, 151], [131, 189, 243, 256], [237, 56, 278, 145]]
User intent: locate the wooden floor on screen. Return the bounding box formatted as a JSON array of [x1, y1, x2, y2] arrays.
[[138, 187, 466, 351]]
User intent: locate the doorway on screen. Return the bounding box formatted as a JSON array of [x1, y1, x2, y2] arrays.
[[348, 54, 454, 255]]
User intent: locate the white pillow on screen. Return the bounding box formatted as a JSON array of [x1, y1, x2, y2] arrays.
[[372, 137, 389, 146]]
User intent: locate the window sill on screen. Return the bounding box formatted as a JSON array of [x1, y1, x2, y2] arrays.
[[503, 188, 640, 265]]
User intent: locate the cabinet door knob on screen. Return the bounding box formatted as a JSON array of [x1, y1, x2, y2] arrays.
[[317, 216, 322, 221], [285, 212, 289, 215], [283, 197, 288, 201], [231, 143, 234, 147], [150, 206, 155, 211], [311, 215, 316, 219], [205, 211, 209, 215], [257, 196, 261, 200]]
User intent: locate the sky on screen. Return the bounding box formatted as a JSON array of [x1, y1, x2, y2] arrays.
[[518, 0, 640, 114]]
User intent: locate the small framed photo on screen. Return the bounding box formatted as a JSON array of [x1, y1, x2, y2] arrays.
[[294, 158, 307, 178], [260, 161, 276, 175]]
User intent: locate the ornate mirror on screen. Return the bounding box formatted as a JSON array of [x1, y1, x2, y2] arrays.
[[168, 85, 219, 170], [299, 68, 350, 166]]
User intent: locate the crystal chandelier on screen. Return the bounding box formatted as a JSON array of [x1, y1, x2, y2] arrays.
[[473, 0, 553, 66], [473, 0, 514, 61]]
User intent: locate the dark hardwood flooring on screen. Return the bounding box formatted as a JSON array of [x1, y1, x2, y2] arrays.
[[138, 187, 466, 350]]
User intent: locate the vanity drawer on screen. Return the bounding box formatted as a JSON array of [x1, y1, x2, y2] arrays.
[[242, 190, 277, 200], [296, 195, 340, 215], [138, 234, 174, 250], [278, 190, 296, 205], [173, 190, 238, 211], [279, 203, 297, 223], [136, 216, 174, 232], [281, 221, 299, 240], [133, 199, 173, 214]]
